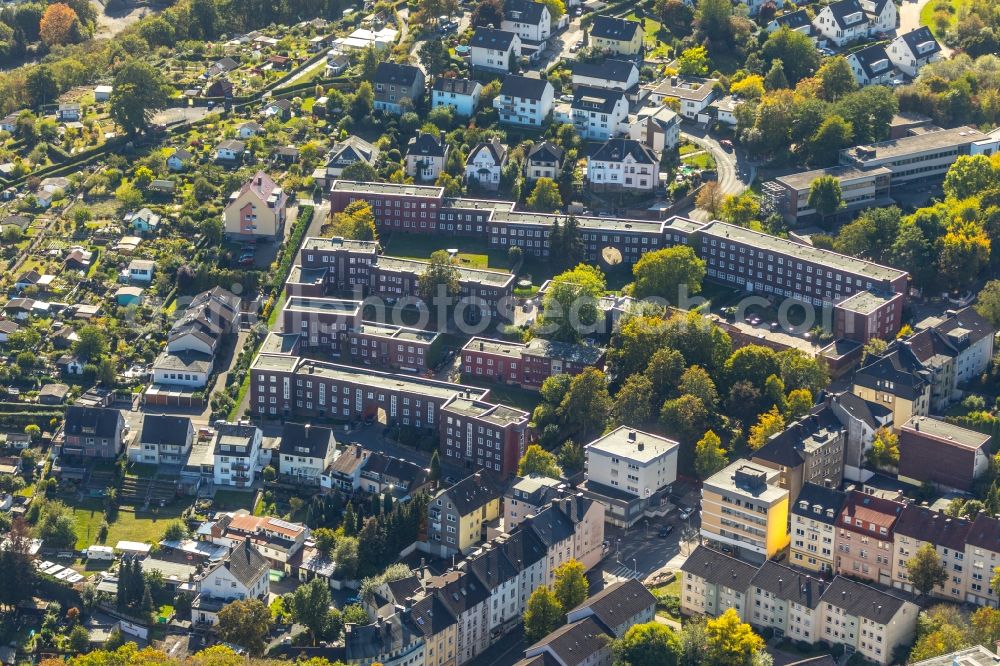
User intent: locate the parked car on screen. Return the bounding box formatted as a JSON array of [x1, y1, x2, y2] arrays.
[[658, 525, 673, 538], [678, 505, 694, 520], [720, 139, 734, 151]]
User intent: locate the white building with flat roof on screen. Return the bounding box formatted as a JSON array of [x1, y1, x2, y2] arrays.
[[585, 427, 678, 498]]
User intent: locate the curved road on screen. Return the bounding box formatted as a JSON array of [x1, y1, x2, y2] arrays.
[[680, 126, 755, 221]]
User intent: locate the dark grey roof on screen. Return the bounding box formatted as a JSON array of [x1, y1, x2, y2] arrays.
[[432, 77, 481, 95], [466, 544, 520, 590], [140, 415, 191, 447], [64, 406, 122, 440], [279, 422, 335, 459], [373, 62, 422, 86], [363, 451, 428, 490], [504, 0, 547, 25], [527, 617, 612, 666], [468, 139, 507, 166], [407, 132, 446, 158], [833, 392, 891, 430], [528, 141, 563, 163], [520, 502, 575, 547], [590, 15, 640, 41], [854, 345, 928, 400], [772, 9, 811, 29], [218, 539, 269, 588], [966, 513, 1000, 551], [894, 505, 971, 551], [850, 44, 893, 80], [931, 306, 994, 347], [897, 26, 941, 59], [572, 85, 625, 114], [590, 138, 657, 164], [753, 406, 843, 468], [470, 27, 518, 51], [572, 59, 637, 84], [680, 545, 757, 590], [825, 0, 868, 30], [751, 561, 825, 609], [568, 579, 656, 628], [409, 594, 456, 636], [820, 576, 911, 624], [498, 528, 547, 570], [499, 74, 551, 101], [792, 483, 847, 525], [442, 472, 501, 515], [432, 569, 490, 615]]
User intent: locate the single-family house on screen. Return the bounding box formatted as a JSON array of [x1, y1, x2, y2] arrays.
[[212, 423, 264, 488], [262, 98, 293, 120], [324, 53, 351, 77], [373, 62, 425, 115], [38, 383, 69, 405], [405, 131, 450, 181], [469, 27, 521, 73], [561, 85, 628, 140], [502, 0, 552, 43], [114, 286, 144, 306], [0, 113, 19, 133], [629, 105, 680, 153], [56, 104, 80, 122], [861, 0, 897, 33], [130, 415, 194, 465], [0, 319, 19, 342], [223, 171, 288, 240], [589, 15, 644, 56], [237, 122, 264, 139], [192, 540, 269, 626], [205, 78, 234, 98], [152, 350, 213, 388], [709, 95, 741, 127], [494, 75, 554, 127], [649, 75, 718, 121], [848, 44, 897, 86], [168, 287, 240, 356], [125, 208, 161, 234], [465, 139, 508, 191], [432, 78, 483, 118], [167, 149, 193, 172], [526, 141, 563, 181], [94, 85, 113, 102], [61, 406, 124, 459], [314, 136, 380, 188], [56, 354, 85, 376], [278, 422, 337, 484], [888, 27, 942, 78], [572, 59, 640, 97], [127, 259, 155, 282], [586, 138, 659, 192], [767, 9, 814, 36], [812, 0, 871, 47], [215, 139, 246, 163], [206, 57, 238, 78]]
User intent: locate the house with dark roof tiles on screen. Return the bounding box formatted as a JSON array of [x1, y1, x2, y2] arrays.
[[432, 77, 483, 117], [494, 75, 554, 127], [589, 16, 643, 56], [62, 406, 124, 459], [469, 27, 521, 72], [586, 138, 658, 192], [373, 62, 425, 114], [889, 27, 942, 77]]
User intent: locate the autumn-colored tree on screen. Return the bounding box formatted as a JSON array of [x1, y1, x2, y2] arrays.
[[40, 3, 79, 46]]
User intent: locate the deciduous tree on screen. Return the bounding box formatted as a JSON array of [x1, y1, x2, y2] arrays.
[[216, 598, 271, 656], [110, 60, 171, 136], [705, 608, 765, 666], [631, 246, 706, 304], [518, 444, 562, 479], [906, 543, 948, 597], [552, 559, 588, 611], [614, 622, 681, 666], [40, 3, 79, 46], [748, 406, 785, 450], [694, 430, 728, 480], [524, 586, 562, 641], [527, 177, 563, 212]]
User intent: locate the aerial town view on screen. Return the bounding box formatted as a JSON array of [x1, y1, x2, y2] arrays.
[[6, 0, 1000, 664]]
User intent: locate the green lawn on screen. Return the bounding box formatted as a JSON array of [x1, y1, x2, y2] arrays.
[[383, 233, 511, 272], [458, 377, 540, 413], [212, 489, 256, 511], [68, 499, 189, 550], [921, 0, 965, 37], [682, 152, 716, 170]]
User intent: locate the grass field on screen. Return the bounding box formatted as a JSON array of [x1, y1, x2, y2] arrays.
[[69, 500, 187, 550], [682, 152, 716, 170], [458, 377, 540, 413], [212, 489, 256, 511], [383, 233, 510, 272], [921, 0, 966, 37]]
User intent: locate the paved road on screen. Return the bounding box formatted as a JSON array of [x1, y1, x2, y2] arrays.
[[899, 0, 953, 56], [679, 126, 754, 220], [535, 17, 586, 75]]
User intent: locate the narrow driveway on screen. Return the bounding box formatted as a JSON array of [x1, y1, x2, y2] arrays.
[[679, 126, 754, 220], [899, 0, 953, 56]]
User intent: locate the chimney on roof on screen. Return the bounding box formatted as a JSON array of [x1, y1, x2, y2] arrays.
[[627, 430, 637, 442]]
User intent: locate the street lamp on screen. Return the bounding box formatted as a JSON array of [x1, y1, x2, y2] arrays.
[[632, 558, 637, 578]]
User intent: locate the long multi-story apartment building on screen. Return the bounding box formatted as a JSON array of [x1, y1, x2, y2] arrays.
[[440, 397, 530, 478], [460, 336, 605, 389], [299, 236, 378, 293], [681, 545, 920, 666], [891, 504, 971, 601], [328, 181, 911, 336], [763, 164, 893, 226]]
